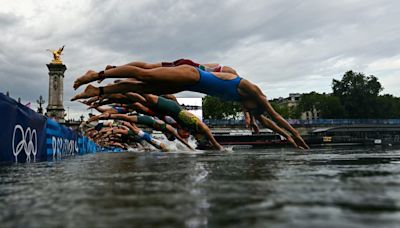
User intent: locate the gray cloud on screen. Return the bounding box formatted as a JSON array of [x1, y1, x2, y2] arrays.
[[0, 12, 21, 29], [1, 0, 400, 119]]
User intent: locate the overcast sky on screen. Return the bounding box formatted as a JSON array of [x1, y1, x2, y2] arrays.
[[1, 0, 399, 119]]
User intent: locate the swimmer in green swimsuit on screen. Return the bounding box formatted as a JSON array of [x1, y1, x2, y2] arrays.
[[142, 94, 223, 150], [87, 93, 193, 140]]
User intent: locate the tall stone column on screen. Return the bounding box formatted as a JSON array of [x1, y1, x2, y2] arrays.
[[46, 63, 66, 122]]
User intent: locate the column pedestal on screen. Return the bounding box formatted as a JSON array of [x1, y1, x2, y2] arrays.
[[46, 63, 66, 122]]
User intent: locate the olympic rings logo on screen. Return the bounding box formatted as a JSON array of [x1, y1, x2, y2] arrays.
[[12, 124, 37, 162]]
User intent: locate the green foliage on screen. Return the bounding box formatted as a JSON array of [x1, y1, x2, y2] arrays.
[[202, 96, 242, 119], [297, 92, 321, 114], [318, 95, 346, 118], [296, 71, 400, 119], [332, 70, 383, 118], [375, 95, 400, 118], [297, 92, 345, 118], [270, 100, 298, 119]]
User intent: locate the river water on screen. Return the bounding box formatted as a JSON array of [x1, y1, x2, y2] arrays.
[[1, 146, 400, 228]]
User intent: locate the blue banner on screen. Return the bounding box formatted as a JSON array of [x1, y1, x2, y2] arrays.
[[0, 93, 46, 162], [0, 93, 116, 163], [77, 136, 102, 154], [45, 118, 102, 159], [46, 118, 79, 159]]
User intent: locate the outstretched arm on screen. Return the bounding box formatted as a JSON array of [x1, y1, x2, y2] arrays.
[[123, 122, 168, 152], [126, 92, 147, 104], [198, 122, 223, 150], [165, 124, 194, 150], [129, 102, 156, 116], [255, 115, 300, 149], [240, 80, 309, 149], [242, 105, 260, 134], [243, 106, 252, 129], [161, 94, 178, 102], [112, 128, 129, 135], [250, 114, 260, 134]]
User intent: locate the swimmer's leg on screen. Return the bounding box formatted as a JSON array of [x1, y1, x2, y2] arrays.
[[73, 65, 199, 90]]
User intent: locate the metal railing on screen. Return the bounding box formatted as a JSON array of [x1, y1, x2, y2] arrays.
[[204, 119, 400, 126]]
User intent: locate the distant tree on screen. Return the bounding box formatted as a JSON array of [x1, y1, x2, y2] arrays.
[[296, 92, 321, 115], [296, 92, 345, 119], [202, 96, 242, 119], [332, 71, 383, 118], [270, 100, 298, 119], [318, 95, 346, 118], [376, 94, 400, 118]]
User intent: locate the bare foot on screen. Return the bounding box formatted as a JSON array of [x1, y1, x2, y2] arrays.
[[84, 96, 100, 106], [87, 115, 99, 123], [97, 65, 116, 83], [86, 103, 99, 110], [105, 65, 115, 70], [99, 112, 111, 120], [73, 70, 99, 90], [71, 84, 99, 101], [78, 100, 89, 105]]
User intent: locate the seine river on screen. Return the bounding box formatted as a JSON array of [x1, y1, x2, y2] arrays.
[[1, 146, 400, 228]]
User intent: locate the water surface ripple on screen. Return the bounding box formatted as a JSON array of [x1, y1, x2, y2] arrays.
[[1, 147, 400, 228]]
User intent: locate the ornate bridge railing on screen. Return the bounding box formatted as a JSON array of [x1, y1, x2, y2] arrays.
[[204, 119, 400, 127]]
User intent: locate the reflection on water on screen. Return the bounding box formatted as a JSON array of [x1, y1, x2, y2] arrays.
[[1, 147, 400, 228]]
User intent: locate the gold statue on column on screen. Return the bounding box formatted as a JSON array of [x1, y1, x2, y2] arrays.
[[47, 45, 65, 64]]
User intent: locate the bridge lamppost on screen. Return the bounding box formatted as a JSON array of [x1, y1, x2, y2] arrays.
[[37, 95, 45, 114]]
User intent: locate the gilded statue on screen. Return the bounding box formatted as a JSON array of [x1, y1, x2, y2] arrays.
[[47, 45, 65, 64]]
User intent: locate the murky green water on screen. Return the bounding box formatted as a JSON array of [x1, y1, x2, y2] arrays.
[[1, 147, 400, 228]]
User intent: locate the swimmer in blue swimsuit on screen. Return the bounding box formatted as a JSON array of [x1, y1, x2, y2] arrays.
[[72, 61, 309, 149], [186, 68, 242, 101]]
